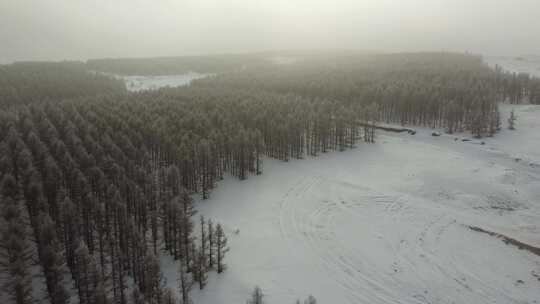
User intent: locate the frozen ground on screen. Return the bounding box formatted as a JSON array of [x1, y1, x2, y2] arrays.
[[122, 72, 211, 92], [161, 103, 540, 304]]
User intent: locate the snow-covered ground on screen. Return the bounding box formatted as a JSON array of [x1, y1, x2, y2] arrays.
[[163, 104, 540, 304], [485, 55, 540, 77], [122, 72, 211, 92]]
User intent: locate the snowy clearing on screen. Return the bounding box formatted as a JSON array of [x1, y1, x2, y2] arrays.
[[123, 72, 211, 92], [161, 103, 540, 304]]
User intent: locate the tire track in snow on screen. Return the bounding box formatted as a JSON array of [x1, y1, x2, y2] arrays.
[[278, 178, 409, 303], [277, 175, 529, 304], [397, 210, 519, 304], [278, 176, 368, 301]]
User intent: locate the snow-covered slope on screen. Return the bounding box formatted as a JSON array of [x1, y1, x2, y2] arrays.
[[165, 104, 540, 304]]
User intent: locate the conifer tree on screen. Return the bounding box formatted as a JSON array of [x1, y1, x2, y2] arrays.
[[304, 295, 317, 304], [192, 244, 208, 290], [247, 286, 264, 304], [142, 253, 164, 304], [178, 264, 192, 304], [215, 223, 229, 274], [207, 218, 215, 269], [179, 189, 196, 271], [508, 109, 517, 130], [0, 196, 34, 304], [36, 213, 70, 304], [73, 240, 100, 304], [200, 215, 208, 263]]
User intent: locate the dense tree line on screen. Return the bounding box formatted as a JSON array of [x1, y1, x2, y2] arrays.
[[492, 64, 540, 104], [0, 61, 126, 108], [86, 54, 266, 76], [0, 83, 372, 303], [0, 95, 241, 304], [193, 52, 535, 136]]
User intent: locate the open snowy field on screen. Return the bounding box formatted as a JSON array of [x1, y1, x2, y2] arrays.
[[172, 104, 540, 304], [122, 72, 211, 92]]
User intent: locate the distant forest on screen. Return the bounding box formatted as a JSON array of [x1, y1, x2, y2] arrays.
[[0, 62, 126, 107], [0, 51, 539, 304], [86, 54, 266, 76]]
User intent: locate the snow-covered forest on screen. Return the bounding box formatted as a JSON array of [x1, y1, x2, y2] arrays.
[[1, 52, 540, 304]]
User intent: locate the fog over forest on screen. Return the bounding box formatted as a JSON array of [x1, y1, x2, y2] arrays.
[[1, 0, 540, 63]]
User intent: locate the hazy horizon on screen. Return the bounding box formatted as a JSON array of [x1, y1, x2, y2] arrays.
[[2, 0, 539, 64]]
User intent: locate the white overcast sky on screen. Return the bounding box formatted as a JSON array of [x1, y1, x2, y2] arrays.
[[1, 0, 539, 63]]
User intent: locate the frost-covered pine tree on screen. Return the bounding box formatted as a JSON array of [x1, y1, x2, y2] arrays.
[[304, 295, 317, 304], [247, 286, 264, 304], [207, 218, 215, 269], [143, 253, 164, 303], [179, 189, 196, 271], [200, 215, 208, 264], [178, 263, 193, 304], [215, 223, 229, 273], [0, 195, 34, 304], [73, 240, 100, 304], [508, 109, 517, 130], [36, 213, 70, 304], [192, 244, 208, 290]]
